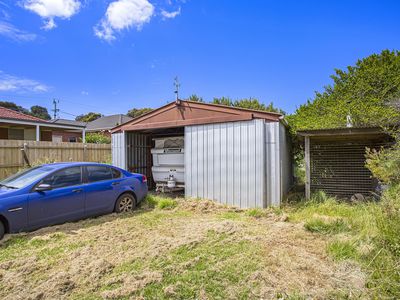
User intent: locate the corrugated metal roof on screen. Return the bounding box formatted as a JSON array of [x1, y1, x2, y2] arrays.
[[112, 100, 282, 133], [87, 114, 133, 131], [49, 119, 86, 128]]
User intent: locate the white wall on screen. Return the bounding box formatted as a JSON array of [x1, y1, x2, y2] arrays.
[[111, 132, 126, 169]]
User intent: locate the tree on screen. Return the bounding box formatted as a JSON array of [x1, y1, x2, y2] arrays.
[[30, 105, 51, 120], [212, 97, 285, 114], [127, 108, 153, 118], [187, 94, 204, 102], [212, 97, 233, 106], [287, 50, 400, 133], [75, 112, 102, 123]]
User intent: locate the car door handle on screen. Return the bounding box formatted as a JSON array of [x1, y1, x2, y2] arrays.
[[72, 188, 83, 193], [111, 182, 120, 186]]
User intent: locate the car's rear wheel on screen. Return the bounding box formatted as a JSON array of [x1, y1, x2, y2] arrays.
[[0, 221, 5, 241], [115, 193, 136, 213]]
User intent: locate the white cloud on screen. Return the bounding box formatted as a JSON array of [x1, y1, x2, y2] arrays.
[[81, 90, 89, 95], [94, 0, 154, 42], [0, 71, 49, 92], [0, 21, 37, 42], [161, 7, 180, 19], [21, 0, 81, 30]]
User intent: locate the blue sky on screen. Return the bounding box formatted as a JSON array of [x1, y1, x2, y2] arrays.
[[0, 0, 400, 119]]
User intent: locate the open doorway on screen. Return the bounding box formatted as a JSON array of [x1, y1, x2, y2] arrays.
[[125, 127, 184, 191]]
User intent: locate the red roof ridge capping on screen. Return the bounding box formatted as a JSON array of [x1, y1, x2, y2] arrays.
[[112, 100, 284, 133], [0, 106, 49, 123], [184, 100, 283, 117]]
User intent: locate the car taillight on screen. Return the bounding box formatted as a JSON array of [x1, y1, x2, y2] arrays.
[[141, 175, 147, 183]]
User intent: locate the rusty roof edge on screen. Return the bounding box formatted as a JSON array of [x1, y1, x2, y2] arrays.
[[111, 100, 283, 133]]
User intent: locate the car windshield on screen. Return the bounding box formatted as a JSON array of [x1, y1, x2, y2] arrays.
[[0, 166, 56, 189]]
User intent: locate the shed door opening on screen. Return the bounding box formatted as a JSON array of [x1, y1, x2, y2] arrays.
[[125, 127, 184, 191]]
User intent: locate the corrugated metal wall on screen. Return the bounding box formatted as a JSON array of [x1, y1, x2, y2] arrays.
[[185, 120, 266, 208], [265, 122, 280, 206], [279, 122, 293, 198], [111, 132, 126, 169]]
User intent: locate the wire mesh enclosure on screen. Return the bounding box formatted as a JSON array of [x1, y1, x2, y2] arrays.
[[310, 139, 391, 198]]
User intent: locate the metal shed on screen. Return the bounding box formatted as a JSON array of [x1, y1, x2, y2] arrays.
[[111, 100, 293, 208], [298, 127, 394, 199]]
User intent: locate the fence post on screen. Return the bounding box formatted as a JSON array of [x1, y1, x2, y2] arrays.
[[20, 143, 31, 167], [83, 143, 88, 161], [305, 136, 311, 200]]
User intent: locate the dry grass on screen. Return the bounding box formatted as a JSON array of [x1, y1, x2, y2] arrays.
[[0, 197, 367, 299]]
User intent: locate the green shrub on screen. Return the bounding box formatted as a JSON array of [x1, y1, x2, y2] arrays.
[[366, 143, 400, 185], [84, 132, 111, 144], [304, 218, 350, 235]]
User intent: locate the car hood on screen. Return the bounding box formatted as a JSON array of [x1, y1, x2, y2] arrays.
[[0, 187, 20, 197]]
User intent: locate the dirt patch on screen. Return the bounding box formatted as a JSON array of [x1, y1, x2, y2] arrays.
[[0, 202, 367, 299], [178, 198, 241, 213]]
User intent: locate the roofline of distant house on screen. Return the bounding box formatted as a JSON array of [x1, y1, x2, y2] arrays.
[[0, 117, 87, 130]]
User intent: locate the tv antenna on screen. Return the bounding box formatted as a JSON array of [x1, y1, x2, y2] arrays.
[[52, 99, 60, 119], [174, 76, 180, 104]]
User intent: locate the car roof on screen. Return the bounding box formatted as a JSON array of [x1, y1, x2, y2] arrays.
[[40, 162, 113, 168]]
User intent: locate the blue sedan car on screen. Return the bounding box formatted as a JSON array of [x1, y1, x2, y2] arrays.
[[0, 162, 148, 240]]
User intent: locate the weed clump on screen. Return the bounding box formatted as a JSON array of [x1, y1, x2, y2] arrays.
[[304, 218, 350, 235]]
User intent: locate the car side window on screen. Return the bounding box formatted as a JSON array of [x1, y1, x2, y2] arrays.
[[87, 166, 113, 183], [111, 168, 122, 179], [41, 167, 82, 189]]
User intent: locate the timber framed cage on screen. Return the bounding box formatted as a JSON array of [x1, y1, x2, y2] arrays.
[[299, 127, 394, 199]]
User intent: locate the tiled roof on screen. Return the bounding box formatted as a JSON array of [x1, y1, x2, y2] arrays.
[[0, 106, 48, 123]]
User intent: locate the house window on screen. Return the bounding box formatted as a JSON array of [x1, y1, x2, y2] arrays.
[[8, 128, 24, 140], [52, 135, 63, 143], [69, 137, 77, 143]]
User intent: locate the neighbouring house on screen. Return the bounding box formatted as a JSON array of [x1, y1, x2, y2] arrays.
[[49, 119, 86, 142], [111, 100, 293, 208], [298, 127, 394, 199], [86, 114, 132, 136], [0, 107, 86, 142]]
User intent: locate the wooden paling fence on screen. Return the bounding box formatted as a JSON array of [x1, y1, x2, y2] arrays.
[[0, 140, 111, 180]]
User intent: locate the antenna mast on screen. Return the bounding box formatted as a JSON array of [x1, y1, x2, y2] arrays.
[[174, 77, 180, 104], [52, 99, 60, 119]]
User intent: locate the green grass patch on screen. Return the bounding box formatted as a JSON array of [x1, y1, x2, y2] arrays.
[[327, 240, 358, 260], [113, 259, 145, 275], [217, 211, 242, 220], [136, 230, 263, 299], [157, 198, 177, 210], [144, 194, 178, 210], [246, 208, 265, 218], [304, 218, 350, 235], [286, 189, 400, 298]]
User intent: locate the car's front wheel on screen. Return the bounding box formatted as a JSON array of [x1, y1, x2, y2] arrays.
[[0, 221, 5, 241], [115, 193, 136, 213]]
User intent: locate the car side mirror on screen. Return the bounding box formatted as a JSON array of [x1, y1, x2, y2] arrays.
[[35, 184, 52, 192]]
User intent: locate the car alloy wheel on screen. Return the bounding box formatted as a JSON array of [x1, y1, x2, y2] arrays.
[[118, 195, 134, 212]]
